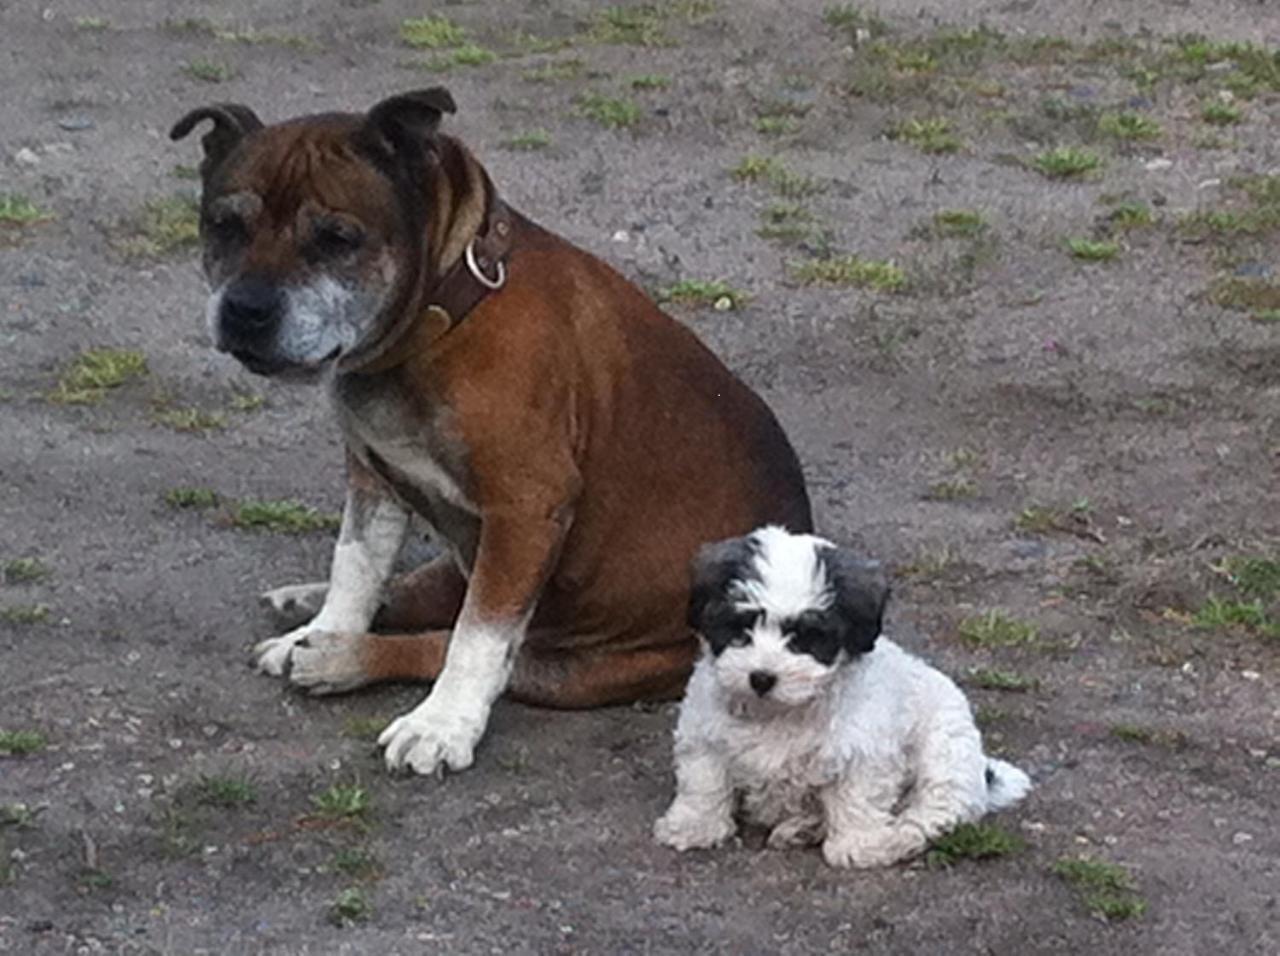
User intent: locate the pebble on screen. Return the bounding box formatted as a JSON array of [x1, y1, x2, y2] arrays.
[[1234, 262, 1272, 278], [1144, 158, 1173, 172], [1232, 831, 1253, 845], [1242, 671, 1262, 681], [14, 147, 40, 166], [57, 116, 94, 132]]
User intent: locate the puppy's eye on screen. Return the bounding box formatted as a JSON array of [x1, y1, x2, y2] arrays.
[[728, 630, 752, 647], [310, 221, 364, 258]]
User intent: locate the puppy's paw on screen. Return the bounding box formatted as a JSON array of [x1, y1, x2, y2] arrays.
[[260, 582, 329, 629], [289, 631, 372, 695], [766, 814, 824, 849], [254, 627, 314, 677], [822, 825, 924, 869], [653, 805, 736, 851], [378, 699, 486, 776]]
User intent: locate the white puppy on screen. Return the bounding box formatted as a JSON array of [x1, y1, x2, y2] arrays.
[[654, 526, 1031, 868]]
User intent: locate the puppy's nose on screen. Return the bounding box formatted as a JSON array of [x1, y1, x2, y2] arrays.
[[221, 276, 283, 337], [749, 670, 777, 697]]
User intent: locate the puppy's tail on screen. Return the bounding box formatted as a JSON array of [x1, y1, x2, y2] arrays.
[[984, 758, 1032, 811]]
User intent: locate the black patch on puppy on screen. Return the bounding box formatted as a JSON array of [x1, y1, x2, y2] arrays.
[[780, 609, 848, 666], [818, 546, 890, 657], [688, 536, 762, 656]]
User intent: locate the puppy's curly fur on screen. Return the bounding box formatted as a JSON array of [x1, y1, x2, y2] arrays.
[[654, 526, 1031, 868]]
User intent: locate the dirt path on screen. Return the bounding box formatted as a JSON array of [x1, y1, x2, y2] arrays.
[[2, 1, 1277, 953]]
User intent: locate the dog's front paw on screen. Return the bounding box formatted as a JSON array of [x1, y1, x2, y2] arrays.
[[259, 582, 328, 629], [822, 825, 924, 869], [254, 626, 313, 677], [289, 631, 371, 695], [653, 805, 736, 851], [378, 699, 486, 776], [767, 814, 824, 849]]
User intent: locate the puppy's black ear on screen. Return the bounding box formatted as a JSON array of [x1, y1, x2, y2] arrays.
[[169, 104, 264, 177], [687, 536, 757, 634], [361, 88, 456, 159], [821, 547, 889, 655]]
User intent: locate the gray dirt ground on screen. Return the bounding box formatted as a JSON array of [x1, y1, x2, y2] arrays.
[[2, 0, 1279, 952]]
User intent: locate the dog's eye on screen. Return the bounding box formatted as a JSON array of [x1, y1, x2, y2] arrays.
[[728, 630, 752, 647], [205, 211, 246, 244], [310, 221, 364, 258]]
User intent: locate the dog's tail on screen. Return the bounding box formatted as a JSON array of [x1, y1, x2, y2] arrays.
[[984, 758, 1032, 811]]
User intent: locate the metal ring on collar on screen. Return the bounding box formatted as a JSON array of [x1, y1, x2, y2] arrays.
[[465, 239, 506, 291]]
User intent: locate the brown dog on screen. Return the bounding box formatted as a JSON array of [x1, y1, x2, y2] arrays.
[[171, 88, 812, 776]]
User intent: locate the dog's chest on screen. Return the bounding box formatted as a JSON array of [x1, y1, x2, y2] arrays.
[[331, 374, 479, 563]]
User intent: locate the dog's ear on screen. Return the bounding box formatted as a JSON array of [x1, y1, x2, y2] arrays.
[[361, 88, 456, 159], [169, 104, 264, 177], [821, 547, 889, 656], [687, 536, 757, 633]]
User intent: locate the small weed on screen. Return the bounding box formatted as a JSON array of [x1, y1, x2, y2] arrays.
[[588, 6, 672, 47], [1065, 238, 1119, 262], [1221, 555, 1280, 600], [332, 847, 381, 879], [0, 730, 46, 755], [1201, 100, 1242, 126], [756, 115, 799, 136], [925, 477, 978, 501], [153, 407, 227, 433], [822, 4, 888, 41], [756, 203, 815, 243], [311, 782, 371, 822], [1031, 146, 1102, 179], [170, 163, 200, 181], [1108, 201, 1154, 230], [49, 348, 147, 404], [891, 117, 962, 154], [965, 668, 1039, 692], [659, 279, 748, 311], [342, 716, 391, 741], [79, 868, 114, 892], [1208, 276, 1280, 313], [328, 886, 372, 927], [192, 774, 257, 808], [1192, 596, 1277, 638], [1097, 111, 1161, 141], [504, 130, 552, 151], [521, 59, 586, 83], [3, 558, 51, 584], [629, 73, 671, 90], [1, 604, 51, 625], [1015, 505, 1061, 534], [575, 93, 641, 129], [932, 209, 987, 238], [1109, 723, 1154, 744], [182, 59, 235, 83], [896, 544, 959, 579], [73, 16, 109, 30], [790, 256, 906, 292], [232, 499, 340, 534], [730, 155, 783, 182], [0, 804, 37, 827], [122, 194, 200, 258], [958, 611, 1038, 647], [416, 43, 496, 71], [163, 487, 219, 510], [400, 16, 466, 49], [770, 168, 826, 199], [0, 194, 51, 226], [1054, 857, 1146, 921], [1253, 309, 1280, 323], [228, 391, 264, 412], [926, 822, 1025, 868]]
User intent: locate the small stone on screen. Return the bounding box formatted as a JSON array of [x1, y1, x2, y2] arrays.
[[713, 295, 734, 311], [1145, 158, 1173, 172], [57, 117, 94, 132], [1232, 831, 1253, 845], [1241, 670, 1260, 681], [14, 147, 40, 166], [611, 230, 630, 243], [167, 738, 182, 749]]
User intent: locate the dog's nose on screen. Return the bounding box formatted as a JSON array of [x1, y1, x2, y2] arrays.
[[749, 670, 777, 697], [221, 276, 283, 337]]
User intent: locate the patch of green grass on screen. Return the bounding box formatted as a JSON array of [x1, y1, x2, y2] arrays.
[[1201, 99, 1243, 126], [0, 194, 52, 226], [400, 16, 466, 49], [3, 558, 51, 585], [122, 194, 200, 258], [1208, 276, 1280, 313], [730, 154, 784, 182], [958, 610, 1038, 647], [231, 500, 341, 534], [965, 668, 1039, 692], [331, 847, 381, 879], [588, 6, 673, 47], [192, 774, 257, 808], [1054, 857, 1146, 921], [1221, 555, 1280, 600], [629, 73, 671, 90], [1031, 146, 1102, 179], [822, 4, 888, 40], [0, 803, 37, 827], [73, 16, 109, 30], [925, 477, 978, 501], [890, 117, 962, 154], [79, 868, 114, 892], [311, 782, 371, 822], [755, 115, 799, 136], [153, 407, 227, 433], [228, 391, 264, 412], [0, 730, 46, 755], [1097, 111, 1161, 141], [1065, 237, 1119, 262], [170, 163, 200, 181], [1109, 723, 1155, 744], [790, 255, 906, 292], [926, 822, 1025, 867], [49, 348, 148, 405], [182, 59, 235, 83], [575, 93, 642, 129], [1, 604, 51, 625], [504, 130, 553, 151], [342, 716, 391, 741], [659, 279, 748, 311], [932, 209, 987, 238], [416, 43, 497, 71], [770, 168, 825, 199], [521, 58, 586, 83], [163, 487, 219, 510], [328, 886, 372, 927], [1015, 505, 1063, 534], [1107, 201, 1154, 230], [756, 203, 815, 243], [1192, 596, 1278, 638]]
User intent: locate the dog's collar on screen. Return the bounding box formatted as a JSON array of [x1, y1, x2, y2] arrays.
[[339, 198, 513, 375]]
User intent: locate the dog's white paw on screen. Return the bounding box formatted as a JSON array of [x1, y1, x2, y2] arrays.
[[253, 626, 313, 677], [766, 814, 824, 849], [288, 631, 371, 695], [822, 825, 924, 869], [653, 805, 736, 851], [378, 699, 485, 776], [260, 582, 329, 629]]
